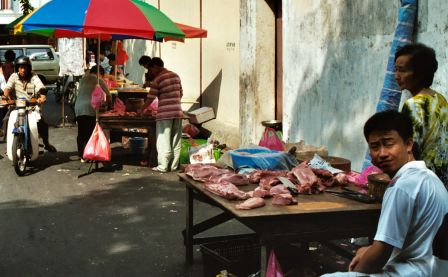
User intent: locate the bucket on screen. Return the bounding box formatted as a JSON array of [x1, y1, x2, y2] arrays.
[[129, 137, 147, 155]]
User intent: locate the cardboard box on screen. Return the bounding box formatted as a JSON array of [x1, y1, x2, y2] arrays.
[[188, 107, 215, 124]]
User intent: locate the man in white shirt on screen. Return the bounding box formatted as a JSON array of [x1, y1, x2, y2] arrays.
[[322, 110, 448, 277]]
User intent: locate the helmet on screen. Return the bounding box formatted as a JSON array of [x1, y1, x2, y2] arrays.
[[14, 55, 32, 73]]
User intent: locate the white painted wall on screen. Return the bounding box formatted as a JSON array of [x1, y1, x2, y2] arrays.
[[282, 0, 448, 171], [123, 0, 241, 147]]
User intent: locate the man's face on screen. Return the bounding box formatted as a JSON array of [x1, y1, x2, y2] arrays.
[[394, 55, 420, 94], [18, 65, 27, 77], [368, 130, 413, 177]]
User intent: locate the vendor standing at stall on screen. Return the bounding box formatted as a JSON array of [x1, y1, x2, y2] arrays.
[[139, 57, 183, 173]]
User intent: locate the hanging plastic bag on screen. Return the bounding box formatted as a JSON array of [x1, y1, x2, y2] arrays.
[[91, 85, 106, 109], [149, 97, 158, 111], [83, 123, 111, 161], [259, 127, 284, 151], [266, 250, 284, 277]]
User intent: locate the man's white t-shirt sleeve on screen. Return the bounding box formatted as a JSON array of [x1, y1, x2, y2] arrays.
[[374, 187, 414, 249]]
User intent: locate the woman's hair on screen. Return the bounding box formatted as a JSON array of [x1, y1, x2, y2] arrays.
[[394, 43, 438, 88], [364, 110, 414, 142], [90, 65, 105, 76]]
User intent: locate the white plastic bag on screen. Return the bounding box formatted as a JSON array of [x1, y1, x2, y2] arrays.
[[189, 142, 215, 164]]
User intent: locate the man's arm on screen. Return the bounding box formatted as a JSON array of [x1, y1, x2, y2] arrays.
[[350, 240, 393, 273]]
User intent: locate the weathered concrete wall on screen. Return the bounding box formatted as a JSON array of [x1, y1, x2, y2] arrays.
[[123, 0, 241, 148], [282, 0, 448, 171], [240, 0, 276, 146]]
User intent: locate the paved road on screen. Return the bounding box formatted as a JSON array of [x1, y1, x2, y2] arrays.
[[0, 91, 225, 276], [0, 90, 352, 276]]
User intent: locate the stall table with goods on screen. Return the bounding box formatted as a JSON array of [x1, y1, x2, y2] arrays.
[[98, 115, 157, 167], [179, 159, 381, 276], [98, 84, 159, 166]]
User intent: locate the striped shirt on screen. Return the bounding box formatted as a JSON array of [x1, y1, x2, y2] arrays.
[[150, 68, 183, 121]]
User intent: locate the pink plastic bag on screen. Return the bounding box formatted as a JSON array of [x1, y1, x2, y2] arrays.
[[149, 97, 158, 111], [355, 165, 383, 186], [266, 250, 284, 277], [113, 97, 126, 115], [259, 127, 284, 151], [83, 123, 111, 161], [91, 85, 106, 109]]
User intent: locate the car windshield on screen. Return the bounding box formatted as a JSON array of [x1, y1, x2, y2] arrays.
[[26, 48, 54, 61]]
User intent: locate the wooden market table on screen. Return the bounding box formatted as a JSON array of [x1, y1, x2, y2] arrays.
[[179, 173, 381, 274], [98, 115, 157, 167]]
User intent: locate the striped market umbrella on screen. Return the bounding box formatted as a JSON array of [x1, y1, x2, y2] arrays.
[[15, 0, 185, 41]]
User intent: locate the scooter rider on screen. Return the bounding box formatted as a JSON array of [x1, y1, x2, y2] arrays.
[[2, 56, 57, 152]]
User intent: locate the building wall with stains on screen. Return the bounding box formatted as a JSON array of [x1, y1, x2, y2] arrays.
[[282, 0, 448, 171]]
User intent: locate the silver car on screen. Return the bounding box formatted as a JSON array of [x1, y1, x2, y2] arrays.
[[0, 45, 60, 84]]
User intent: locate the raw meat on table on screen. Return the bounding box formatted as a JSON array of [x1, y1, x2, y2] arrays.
[[248, 170, 288, 184], [272, 193, 297, 205], [269, 185, 290, 196], [236, 197, 265, 210], [248, 187, 270, 198], [209, 173, 249, 186], [185, 164, 231, 182], [291, 163, 319, 186], [203, 181, 249, 200]]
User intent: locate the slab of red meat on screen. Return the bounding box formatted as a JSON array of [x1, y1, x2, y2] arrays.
[[248, 187, 270, 198], [203, 181, 249, 200], [248, 170, 288, 184], [311, 168, 333, 178], [209, 173, 249, 186], [291, 163, 318, 186], [334, 173, 348, 186], [185, 165, 231, 182], [272, 193, 297, 205], [236, 197, 265, 210], [269, 185, 289, 196]]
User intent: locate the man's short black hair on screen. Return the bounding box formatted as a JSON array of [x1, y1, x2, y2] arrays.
[[394, 43, 438, 88], [138, 55, 151, 66], [151, 57, 164, 67], [364, 110, 414, 142]]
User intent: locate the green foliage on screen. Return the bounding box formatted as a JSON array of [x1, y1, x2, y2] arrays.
[[13, 0, 34, 15]]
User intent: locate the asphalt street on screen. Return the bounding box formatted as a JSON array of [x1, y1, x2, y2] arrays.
[[0, 88, 353, 276]]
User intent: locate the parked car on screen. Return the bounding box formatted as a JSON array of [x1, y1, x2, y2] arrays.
[[0, 45, 60, 84]]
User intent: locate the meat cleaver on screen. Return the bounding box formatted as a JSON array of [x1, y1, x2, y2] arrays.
[[278, 177, 299, 195]]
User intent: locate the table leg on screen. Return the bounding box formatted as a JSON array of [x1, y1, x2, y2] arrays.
[[260, 245, 267, 277], [186, 186, 194, 264], [147, 124, 157, 167]]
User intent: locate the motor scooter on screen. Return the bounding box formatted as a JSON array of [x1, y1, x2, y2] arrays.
[[6, 98, 41, 176]]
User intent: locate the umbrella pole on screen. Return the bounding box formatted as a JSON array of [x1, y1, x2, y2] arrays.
[[114, 41, 118, 80], [96, 34, 101, 122]]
